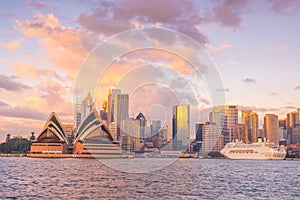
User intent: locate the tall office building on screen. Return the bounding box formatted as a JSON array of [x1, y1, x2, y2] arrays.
[[136, 113, 147, 139], [286, 110, 300, 144], [114, 93, 129, 140], [120, 118, 141, 152], [75, 92, 94, 129], [195, 122, 205, 142], [151, 120, 161, 137], [172, 104, 190, 151], [237, 123, 248, 143], [202, 122, 223, 153], [241, 110, 258, 143], [264, 114, 279, 144], [107, 88, 121, 124], [249, 112, 259, 142], [210, 105, 238, 145], [166, 124, 172, 142]]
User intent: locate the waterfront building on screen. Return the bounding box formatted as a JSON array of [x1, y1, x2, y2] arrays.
[[264, 114, 279, 145], [107, 88, 121, 124], [210, 105, 238, 145], [166, 124, 172, 142], [30, 112, 69, 154], [100, 100, 108, 121], [151, 120, 161, 137], [237, 123, 248, 143], [75, 92, 95, 129], [135, 113, 147, 139], [291, 124, 300, 144], [114, 93, 129, 140], [202, 122, 223, 153], [195, 122, 205, 142], [73, 110, 122, 157], [172, 104, 190, 151], [120, 118, 141, 152]]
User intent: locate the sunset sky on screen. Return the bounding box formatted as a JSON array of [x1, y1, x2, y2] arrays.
[[1, 0, 300, 141]]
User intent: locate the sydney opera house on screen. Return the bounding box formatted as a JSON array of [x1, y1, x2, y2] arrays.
[[28, 110, 123, 158]]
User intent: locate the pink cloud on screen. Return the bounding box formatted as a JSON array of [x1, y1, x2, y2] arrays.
[[77, 0, 207, 43], [16, 13, 96, 80], [211, 0, 249, 28], [267, 0, 300, 13]]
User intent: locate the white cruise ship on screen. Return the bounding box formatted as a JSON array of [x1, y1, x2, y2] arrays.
[[220, 138, 286, 160]]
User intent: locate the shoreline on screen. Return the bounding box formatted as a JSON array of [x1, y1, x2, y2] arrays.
[[1, 153, 300, 160]]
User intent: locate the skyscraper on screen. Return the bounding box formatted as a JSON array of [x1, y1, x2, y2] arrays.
[[242, 110, 259, 143], [210, 105, 238, 145], [172, 104, 190, 151], [107, 88, 121, 124], [237, 123, 248, 143], [195, 122, 205, 142], [136, 113, 147, 139], [264, 114, 279, 144], [151, 120, 161, 137], [248, 112, 259, 142], [75, 92, 94, 129], [114, 93, 129, 140], [202, 122, 223, 153]]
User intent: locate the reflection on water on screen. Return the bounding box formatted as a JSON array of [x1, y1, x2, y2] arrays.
[[0, 157, 299, 199]]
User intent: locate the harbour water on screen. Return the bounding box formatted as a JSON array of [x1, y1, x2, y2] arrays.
[[1, 157, 299, 199]]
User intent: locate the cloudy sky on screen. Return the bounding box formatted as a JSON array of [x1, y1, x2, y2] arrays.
[[1, 0, 300, 141]]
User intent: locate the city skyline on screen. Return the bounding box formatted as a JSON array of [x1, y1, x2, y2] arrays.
[[1, 1, 300, 142]]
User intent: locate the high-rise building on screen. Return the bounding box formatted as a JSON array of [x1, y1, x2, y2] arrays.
[[286, 109, 300, 144], [202, 122, 223, 153], [114, 93, 129, 140], [151, 120, 161, 137], [166, 124, 172, 142], [264, 114, 279, 144], [237, 123, 248, 143], [136, 113, 147, 139], [107, 88, 121, 124], [195, 122, 205, 142], [241, 110, 258, 143], [120, 118, 141, 152], [75, 92, 94, 129], [248, 112, 259, 142], [172, 104, 190, 151], [210, 105, 238, 145]]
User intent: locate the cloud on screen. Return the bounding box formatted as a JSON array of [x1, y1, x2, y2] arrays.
[[269, 92, 278, 96], [16, 13, 95, 79], [0, 74, 31, 91], [265, 44, 288, 52], [77, 0, 208, 43], [204, 43, 232, 56], [197, 96, 210, 105], [0, 100, 8, 107], [211, 0, 249, 28], [284, 105, 297, 110], [267, 0, 300, 13], [242, 78, 256, 84], [295, 85, 300, 90], [0, 12, 15, 18], [217, 88, 230, 92], [0, 106, 47, 120], [24, 1, 48, 10], [0, 40, 21, 50]]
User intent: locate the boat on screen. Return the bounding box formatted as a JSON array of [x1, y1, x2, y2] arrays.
[[220, 138, 286, 160]]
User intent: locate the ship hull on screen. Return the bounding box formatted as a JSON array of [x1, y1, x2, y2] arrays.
[[220, 143, 286, 160]]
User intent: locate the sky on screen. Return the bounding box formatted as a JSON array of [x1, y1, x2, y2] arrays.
[[1, 0, 300, 141]]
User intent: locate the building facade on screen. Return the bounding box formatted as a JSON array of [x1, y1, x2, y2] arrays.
[[172, 104, 190, 151], [264, 114, 279, 145]]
